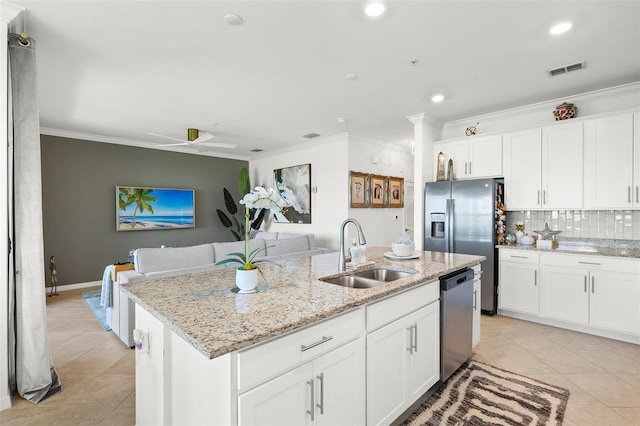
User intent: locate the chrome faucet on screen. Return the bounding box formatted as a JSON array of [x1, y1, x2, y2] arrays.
[[339, 218, 367, 271]]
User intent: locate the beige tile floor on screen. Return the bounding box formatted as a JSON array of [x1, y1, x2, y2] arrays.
[[1, 287, 639, 425]]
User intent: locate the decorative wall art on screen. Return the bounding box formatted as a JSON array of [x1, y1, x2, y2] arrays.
[[116, 186, 195, 231], [273, 163, 311, 224], [370, 175, 387, 208], [388, 176, 404, 208], [349, 171, 369, 208]]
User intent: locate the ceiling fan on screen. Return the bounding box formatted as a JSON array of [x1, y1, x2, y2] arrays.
[[149, 128, 237, 149]]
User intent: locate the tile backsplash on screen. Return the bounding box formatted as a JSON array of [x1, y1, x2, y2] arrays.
[[506, 210, 640, 241]]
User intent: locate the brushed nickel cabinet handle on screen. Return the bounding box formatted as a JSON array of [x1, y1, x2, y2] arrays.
[[543, 190, 547, 204], [537, 190, 540, 205], [301, 336, 333, 352], [465, 162, 468, 175], [591, 276, 595, 293], [406, 326, 414, 354], [413, 323, 418, 353], [307, 379, 315, 420], [473, 289, 477, 310], [316, 373, 324, 414], [579, 261, 601, 266], [636, 186, 639, 204], [534, 270, 537, 286], [469, 162, 472, 175], [584, 276, 587, 293]]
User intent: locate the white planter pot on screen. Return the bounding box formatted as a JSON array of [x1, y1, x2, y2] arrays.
[[235, 268, 259, 293]]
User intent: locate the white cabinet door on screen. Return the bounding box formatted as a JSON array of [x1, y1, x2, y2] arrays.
[[468, 135, 502, 178], [503, 128, 542, 210], [238, 364, 313, 426], [590, 270, 640, 335], [406, 303, 440, 403], [584, 113, 634, 209], [540, 263, 589, 325], [313, 339, 365, 426], [472, 273, 481, 347], [634, 112, 640, 207], [434, 140, 467, 180], [366, 316, 409, 426], [542, 122, 583, 209], [499, 260, 539, 316]]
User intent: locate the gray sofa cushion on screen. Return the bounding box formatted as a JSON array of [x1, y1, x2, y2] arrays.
[[212, 239, 267, 263], [134, 243, 214, 274], [264, 236, 311, 256]]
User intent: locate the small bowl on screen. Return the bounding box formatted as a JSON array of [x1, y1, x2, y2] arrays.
[[391, 242, 415, 257]]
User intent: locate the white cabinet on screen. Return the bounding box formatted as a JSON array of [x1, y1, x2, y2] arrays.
[[433, 134, 502, 180], [503, 122, 583, 210], [238, 338, 365, 426], [498, 249, 540, 316], [584, 113, 636, 209], [472, 264, 481, 347], [237, 309, 365, 425], [366, 282, 440, 426], [540, 253, 640, 336], [635, 112, 640, 206]]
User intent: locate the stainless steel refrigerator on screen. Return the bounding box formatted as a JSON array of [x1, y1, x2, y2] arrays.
[[424, 178, 503, 314]]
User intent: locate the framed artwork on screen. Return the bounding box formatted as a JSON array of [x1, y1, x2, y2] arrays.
[[370, 174, 387, 208], [388, 176, 404, 208], [349, 171, 369, 208], [116, 186, 195, 231], [273, 163, 311, 224]]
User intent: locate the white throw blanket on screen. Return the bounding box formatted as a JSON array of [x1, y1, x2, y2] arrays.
[[100, 264, 115, 308]]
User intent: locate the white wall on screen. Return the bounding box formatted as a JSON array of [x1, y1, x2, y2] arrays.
[[347, 136, 414, 247], [250, 133, 349, 250]]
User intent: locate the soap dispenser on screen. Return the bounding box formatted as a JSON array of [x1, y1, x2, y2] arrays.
[[349, 238, 359, 265]]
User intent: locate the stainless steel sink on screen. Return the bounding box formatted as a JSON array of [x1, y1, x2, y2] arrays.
[[320, 268, 417, 289]]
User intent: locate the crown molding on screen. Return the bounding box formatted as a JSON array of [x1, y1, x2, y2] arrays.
[[40, 127, 250, 161], [406, 112, 442, 128]]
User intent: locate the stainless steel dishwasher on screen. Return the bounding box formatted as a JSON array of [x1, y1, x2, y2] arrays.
[[440, 268, 474, 382]]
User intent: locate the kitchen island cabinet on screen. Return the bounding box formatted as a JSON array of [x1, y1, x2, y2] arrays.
[[123, 248, 484, 425]]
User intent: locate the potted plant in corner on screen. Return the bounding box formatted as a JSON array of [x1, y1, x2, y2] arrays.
[[216, 186, 289, 293]]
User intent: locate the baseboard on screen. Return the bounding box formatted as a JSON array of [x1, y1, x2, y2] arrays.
[[0, 394, 12, 411], [49, 280, 101, 292]]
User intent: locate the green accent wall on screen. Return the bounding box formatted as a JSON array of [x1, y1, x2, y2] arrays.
[[40, 135, 247, 286]]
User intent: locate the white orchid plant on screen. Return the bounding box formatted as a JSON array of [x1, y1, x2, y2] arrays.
[[216, 187, 289, 271]]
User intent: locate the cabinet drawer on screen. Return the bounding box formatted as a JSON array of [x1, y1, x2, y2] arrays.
[[367, 280, 439, 332], [237, 308, 364, 391], [541, 252, 640, 273], [499, 249, 539, 264]]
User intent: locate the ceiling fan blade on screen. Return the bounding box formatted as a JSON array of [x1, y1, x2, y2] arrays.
[[155, 142, 189, 147], [148, 132, 187, 143], [197, 142, 237, 149], [193, 132, 215, 143]]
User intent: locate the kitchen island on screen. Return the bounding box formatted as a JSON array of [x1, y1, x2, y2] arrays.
[[121, 247, 484, 425]]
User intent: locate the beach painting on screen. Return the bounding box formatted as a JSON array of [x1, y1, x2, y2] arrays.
[[116, 186, 195, 231]]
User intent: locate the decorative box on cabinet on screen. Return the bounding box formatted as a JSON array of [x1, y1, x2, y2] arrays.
[[433, 134, 502, 180], [584, 112, 639, 209], [498, 249, 540, 316], [503, 121, 583, 210], [366, 281, 440, 426]]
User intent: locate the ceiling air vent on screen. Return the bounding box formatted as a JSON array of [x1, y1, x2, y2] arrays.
[[250, 148, 263, 152], [548, 60, 586, 77], [303, 132, 321, 139]]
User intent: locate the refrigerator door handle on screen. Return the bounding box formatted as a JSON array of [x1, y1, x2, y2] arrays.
[[449, 199, 455, 252], [445, 199, 451, 252]]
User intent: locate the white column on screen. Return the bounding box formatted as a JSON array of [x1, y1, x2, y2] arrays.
[[406, 113, 442, 250], [1, 3, 25, 412]]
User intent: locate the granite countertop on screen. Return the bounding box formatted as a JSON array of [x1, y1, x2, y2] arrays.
[[497, 238, 640, 259], [120, 247, 484, 360]]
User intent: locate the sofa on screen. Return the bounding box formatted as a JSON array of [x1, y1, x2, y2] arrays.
[[110, 232, 330, 347]]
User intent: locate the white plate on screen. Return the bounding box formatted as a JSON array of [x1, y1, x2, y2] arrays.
[[384, 251, 420, 260]]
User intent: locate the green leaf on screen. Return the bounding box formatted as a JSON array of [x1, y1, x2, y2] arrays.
[[231, 230, 242, 241], [216, 209, 232, 228], [251, 209, 267, 230], [223, 188, 238, 215], [238, 167, 251, 196]]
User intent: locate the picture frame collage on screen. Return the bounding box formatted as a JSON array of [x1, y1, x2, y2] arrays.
[[349, 171, 404, 208]]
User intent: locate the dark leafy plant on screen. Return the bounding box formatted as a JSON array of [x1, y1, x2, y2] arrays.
[[216, 167, 267, 240]]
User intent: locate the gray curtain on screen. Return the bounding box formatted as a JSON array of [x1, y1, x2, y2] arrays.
[[8, 33, 61, 404]]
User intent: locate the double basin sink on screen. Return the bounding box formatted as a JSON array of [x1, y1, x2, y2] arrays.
[[320, 268, 417, 289]]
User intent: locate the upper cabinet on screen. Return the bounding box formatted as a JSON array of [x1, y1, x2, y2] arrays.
[[433, 134, 502, 180], [503, 121, 583, 210], [584, 113, 638, 209]]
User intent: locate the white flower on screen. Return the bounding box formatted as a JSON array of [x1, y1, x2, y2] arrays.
[[240, 186, 288, 213]]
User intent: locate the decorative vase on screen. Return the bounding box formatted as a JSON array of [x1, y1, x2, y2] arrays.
[[236, 268, 259, 293]]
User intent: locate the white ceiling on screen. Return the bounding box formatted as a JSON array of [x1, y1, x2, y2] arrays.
[[6, 0, 640, 159]]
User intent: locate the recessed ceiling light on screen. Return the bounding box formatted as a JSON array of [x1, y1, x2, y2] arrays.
[[431, 94, 445, 103], [549, 21, 572, 35], [365, 1, 386, 17], [345, 73, 359, 81], [224, 13, 244, 25]]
